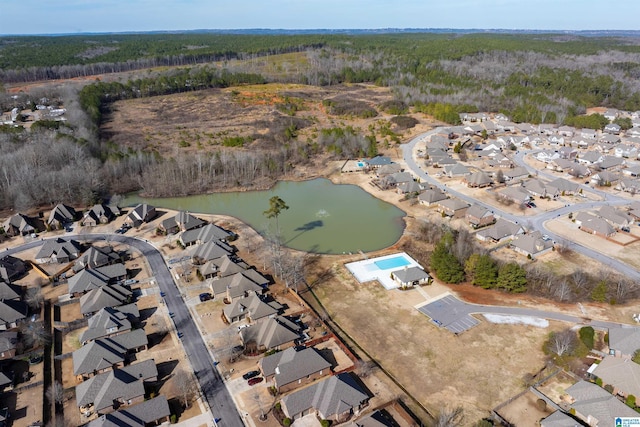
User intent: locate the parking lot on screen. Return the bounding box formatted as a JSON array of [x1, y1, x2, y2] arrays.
[[417, 294, 480, 334]]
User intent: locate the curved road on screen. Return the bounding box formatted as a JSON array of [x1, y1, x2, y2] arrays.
[[401, 130, 640, 281], [7, 235, 243, 427]]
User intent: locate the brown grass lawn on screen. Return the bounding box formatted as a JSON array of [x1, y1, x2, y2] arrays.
[[306, 267, 565, 423]]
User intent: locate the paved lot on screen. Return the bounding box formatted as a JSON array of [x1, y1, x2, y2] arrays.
[[417, 295, 480, 333]]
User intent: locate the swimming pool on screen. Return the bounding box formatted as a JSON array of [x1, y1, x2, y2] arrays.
[[357, 161, 365, 167], [374, 255, 411, 270]]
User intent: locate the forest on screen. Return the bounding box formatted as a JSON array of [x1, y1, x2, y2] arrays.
[[3, 32, 640, 213]]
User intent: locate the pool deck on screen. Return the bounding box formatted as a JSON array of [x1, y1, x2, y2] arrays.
[[345, 252, 423, 290]]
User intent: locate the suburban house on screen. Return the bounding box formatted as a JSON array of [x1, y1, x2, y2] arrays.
[[476, 218, 524, 243], [210, 270, 269, 301], [535, 150, 560, 163], [604, 123, 621, 135], [240, 316, 303, 352], [0, 256, 26, 283], [260, 346, 332, 393], [375, 164, 403, 177], [539, 410, 580, 427], [80, 284, 133, 316], [222, 292, 282, 324], [497, 186, 531, 205], [84, 395, 170, 427], [34, 238, 81, 264], [397, 181, 423, 195], [0, 281, 21, 301], [72, 329, 148, 381], [598, 206, 633, 229], [522, 179, 559, 199], [0, 300, 27, 330], [68, 264, 128, 297], [436, 199, 469, 218], [464, 171, 492, 188], [590, 171, 620, 186], [180, 223, 233, 247], [417, 188, 447, 206], [443, 163, 471, 178], [613, 144, 638, 158], [390, 267, 431, 289], [510, 232, 554, 258], [548, 178, 580, 195], [617, 178, 640, 194], [591, 355, 640, 399], [557, 126, 576, 137], [159, 211, 206, 234], [580, 128, 598, 140], [608, 328, 640, 358], [47, 203, 77, 229], [75, 359, 157, 415], [79, 305, 140, 345], [502, 167, 529, 182], [190, 239, 235, 263], [598, 155, 625, 170], [575, 213, 616, 238], [465, 205, 495, 229], [281, 373, 370, 422], [382, 172, 413, 189], [73, 245, 121, 271], [80, 204, 117, 227], [566, 380, 637, 426], [0, 331, 18, 360], [2, 213, 38, 237], [199, 255, 249, 280], [363, 156, 392, 169], [622, 165, 640, 177], [577, 151, 603, 165], [124, 203, 156, 227], [558, 146, 578, 159]]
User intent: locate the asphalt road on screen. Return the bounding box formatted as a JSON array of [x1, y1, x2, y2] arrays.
[[401, 131, 640, 281], [7, 234, 243, 427]]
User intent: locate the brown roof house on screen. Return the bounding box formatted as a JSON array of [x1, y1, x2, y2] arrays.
[[47, 203, 77, 229], [510, 231, 554, 259], [240, 316, 303, 353], [159, 211, 206, 234], [123, 203, 156, 228], [223, 292, 282, 324], [575, 213, 616, 238], [260, 346, 332, 393], [75, 359, 157, 415], [436, 198, 469, 218], [390, 266, 431, 289], [465, 204, 495, 229], [281, 373, 370, 422]]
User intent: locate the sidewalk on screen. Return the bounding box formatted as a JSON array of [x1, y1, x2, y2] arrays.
[[174, 412, 215, 427]]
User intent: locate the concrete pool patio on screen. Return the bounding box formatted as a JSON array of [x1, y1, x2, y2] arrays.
[[345, 252, 423, 290]]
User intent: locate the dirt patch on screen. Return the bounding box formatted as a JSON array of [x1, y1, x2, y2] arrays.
[[494, 390, 554, 426]]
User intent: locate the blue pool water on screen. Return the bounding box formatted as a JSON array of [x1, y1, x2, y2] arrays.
[[357, 162, 365, 167], [374, 256, 411, 270]]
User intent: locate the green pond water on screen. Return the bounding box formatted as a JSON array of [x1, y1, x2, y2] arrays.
[[122, 178, 406, 254]]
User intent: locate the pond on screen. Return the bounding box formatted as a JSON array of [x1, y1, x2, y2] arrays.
[[122, 178, 406, 254]]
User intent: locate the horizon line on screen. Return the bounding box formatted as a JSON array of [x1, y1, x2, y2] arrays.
[[1, 28, 639, 37]]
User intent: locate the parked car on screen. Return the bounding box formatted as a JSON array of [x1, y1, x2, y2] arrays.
[[199, 293, 213, 302], [622, 226, 631, 233], [243, 370, 260, 380], [247, 377, 264, 386]]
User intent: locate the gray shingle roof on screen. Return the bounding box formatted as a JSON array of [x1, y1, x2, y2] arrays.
[[282, 373, 369, 420], [73, 329, 147, 376], [510, 231, 553, 256], [85, 395, 170, 427], [241, 316, 302, 350], [190, 239, 234, 261], [34, 238, 81, 262], [0, 281, 21, 300], [260, 347, 331, 388], [74, 245, 120, 271], [69, 264, 126, 295], [0, 331, 18, 354], [211, 271, 267, 298], [181, 223, 232, 246], [0, 299, 27, 325], [80, 284, 132, 315], [161, 211, 206, 232], [608, 327, 640, 356], [0, 255, 26, 283], [567, 380, 638, 424], [476, 218, 523, 241], [223, 293, 282, 322], [592, 355, 640, 398], [539, 410, 580, 427], [80, 305, 139, 344], [47, 203, 76, 225], [76, 359, 157, 412], [391, 267, 430, 284]]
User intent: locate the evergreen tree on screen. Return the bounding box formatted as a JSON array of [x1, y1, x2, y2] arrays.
[[430, 232, 465, 284], [497, 262, 527, 293]]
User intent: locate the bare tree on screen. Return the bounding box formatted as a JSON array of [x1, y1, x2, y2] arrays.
[[547, 329, 577, 357], [173, 368, 197, 409], [554, 280, 573, 302], [433, 406, 464, 427], [614, 277, 636, 304], [21, 322, 51, 349], [354, 359, 376, 378], [555, 238, 571, 255], [46, 381, 65, 406], [571, 270, 589, 292], [25, 286, 44, 310]]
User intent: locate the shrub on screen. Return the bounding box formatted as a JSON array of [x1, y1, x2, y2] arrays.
[[604, 384, 614, 393], [627, 394, 636, 408], [390, 115, 418, 130], [170, 414, 177, 424], [595, 377, 603, 387], [320, 420, 331, 427], [579, 326, 595, 350], [283, 418, 292, 427]]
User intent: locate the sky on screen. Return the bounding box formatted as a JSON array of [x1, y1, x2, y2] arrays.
[[2, 0, 639, 35]]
